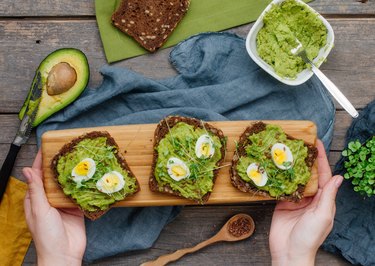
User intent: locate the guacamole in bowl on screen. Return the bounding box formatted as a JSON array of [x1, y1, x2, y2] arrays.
[[246, 0, 334, 85]]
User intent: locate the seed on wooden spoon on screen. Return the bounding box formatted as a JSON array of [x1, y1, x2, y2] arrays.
[[141, 213, 255, 266], [227, 214, 255, 239]]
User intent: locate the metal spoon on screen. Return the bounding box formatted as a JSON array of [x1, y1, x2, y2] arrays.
[[292, 39, 359, 118], [140, 213, 255, 266]]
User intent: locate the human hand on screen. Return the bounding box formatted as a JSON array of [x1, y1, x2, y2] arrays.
[[23, 149, 86, 266], [269, 140, 343, 266]]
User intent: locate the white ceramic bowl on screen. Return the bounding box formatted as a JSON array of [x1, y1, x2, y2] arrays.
[[246, 0, 334, 86]]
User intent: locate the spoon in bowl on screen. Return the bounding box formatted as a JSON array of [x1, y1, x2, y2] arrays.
[[140, 213, 255, 266], [291, 39, 359, 118]]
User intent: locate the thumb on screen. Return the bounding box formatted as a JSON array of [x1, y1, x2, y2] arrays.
[[23, 167, 50, 215], [315, 175, 343, 219]]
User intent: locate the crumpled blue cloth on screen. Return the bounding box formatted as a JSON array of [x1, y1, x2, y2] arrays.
[[36, 32, 335, 262], [322, 99, 375, 266]]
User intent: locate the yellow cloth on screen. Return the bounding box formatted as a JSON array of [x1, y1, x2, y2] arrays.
[[0, 177, 31, 266]]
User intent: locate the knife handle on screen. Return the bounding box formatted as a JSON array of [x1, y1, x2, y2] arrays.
[[0, 144, 21, 202]]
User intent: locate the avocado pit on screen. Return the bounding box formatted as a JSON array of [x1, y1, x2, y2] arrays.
[[47, 62, 77, 95]]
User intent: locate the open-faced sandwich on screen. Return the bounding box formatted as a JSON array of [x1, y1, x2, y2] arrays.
[[51, 131, 140, 220], [230, 122, 318, 201], [150, 116, 227, 203]]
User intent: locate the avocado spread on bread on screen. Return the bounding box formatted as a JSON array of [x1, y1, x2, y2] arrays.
[[151, 117, 226, 203], [234, 124, 314, 198], [54, 133, 138, 214], [154, 122, 222, 201]]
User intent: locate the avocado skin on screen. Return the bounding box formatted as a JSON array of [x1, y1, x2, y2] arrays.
[[19, 48, 89, 126]]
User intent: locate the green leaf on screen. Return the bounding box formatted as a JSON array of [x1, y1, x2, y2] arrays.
[[349, 141, 360, 152], [343, 137, 375, 197], [282, 161, 293, 168], [360, 154, 367, 161], [355, 141, 362, 149]]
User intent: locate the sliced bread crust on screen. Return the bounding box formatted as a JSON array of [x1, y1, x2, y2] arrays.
[[111, 0, 190, 52], [230, 122, 318, 202], [51, 131, 140, 220], [149, 116, 226, 203]]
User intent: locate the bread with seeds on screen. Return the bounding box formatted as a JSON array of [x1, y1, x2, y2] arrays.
[[51, 131, 140, 220], [150, 116, 227, 203], [111, 0, 190, 52], [230, 122, 318, 202]]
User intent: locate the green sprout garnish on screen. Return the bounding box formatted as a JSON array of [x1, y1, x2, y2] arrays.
[[342, 137, 375, 197], [282, 161, 293, 168]]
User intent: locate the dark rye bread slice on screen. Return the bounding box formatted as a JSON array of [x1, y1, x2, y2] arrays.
[[230, 122, 318, 202], [51, 131, 140, 220], [111, 0, 190, 52], [150, 116, 226, 203]]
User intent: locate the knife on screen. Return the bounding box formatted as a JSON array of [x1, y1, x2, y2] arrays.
[[0, 71, 42, 202]]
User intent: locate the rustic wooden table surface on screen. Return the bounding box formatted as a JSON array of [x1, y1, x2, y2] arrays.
[[1, 0, 374, 265]]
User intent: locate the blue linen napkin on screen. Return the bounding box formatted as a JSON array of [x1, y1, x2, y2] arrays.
[[36, 32, 335, 262], [322, 99, 375, 266]]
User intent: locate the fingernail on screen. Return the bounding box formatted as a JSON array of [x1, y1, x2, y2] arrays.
[[334, 175, 343, 188]]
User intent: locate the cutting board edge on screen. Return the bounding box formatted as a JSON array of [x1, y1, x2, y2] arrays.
[[40, 119, 317, 137]]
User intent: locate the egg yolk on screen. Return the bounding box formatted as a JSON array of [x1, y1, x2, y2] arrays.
[[104, 174, 120, 188], [200, 143, 211, 157], [273, 148, 287, 165], [171, 165, 187, 177], [248, 169, 262, 184], [75, 161, 90, 176]]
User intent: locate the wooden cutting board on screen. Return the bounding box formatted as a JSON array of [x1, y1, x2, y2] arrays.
[[41, 120, 318, 208]]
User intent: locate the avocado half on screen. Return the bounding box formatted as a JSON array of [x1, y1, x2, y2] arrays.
[[19, 48, 89, 126]]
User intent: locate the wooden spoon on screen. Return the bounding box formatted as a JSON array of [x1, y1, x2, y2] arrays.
[[140, 213, 255, 266]]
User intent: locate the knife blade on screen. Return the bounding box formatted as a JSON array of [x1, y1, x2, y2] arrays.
[[0, 71, 43, 202]]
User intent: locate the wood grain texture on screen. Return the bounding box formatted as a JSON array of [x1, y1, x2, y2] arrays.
[[0, 112, 353, 151], [1, 19, 374, 113], [0, 0, 373, 17], [42, 120, 318, 208], [22, 206, 351, 266], [0, 112, 347, 180], [0, 115, 37, 144], [0, 1, 369, 263]]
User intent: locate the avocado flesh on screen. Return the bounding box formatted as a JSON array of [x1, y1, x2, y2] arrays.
[[19, 48, 89, 126]]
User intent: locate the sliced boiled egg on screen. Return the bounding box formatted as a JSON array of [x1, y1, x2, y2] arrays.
[[167, 157, 190, 181], [195, 134, 215, 159], [96, 171, 125, 194], [271, 143, 293, 170], [71, 158, 96, 183], [246, 163, 268, 187]]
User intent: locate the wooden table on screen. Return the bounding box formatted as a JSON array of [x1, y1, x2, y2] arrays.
[[1, 0, 374, 265]]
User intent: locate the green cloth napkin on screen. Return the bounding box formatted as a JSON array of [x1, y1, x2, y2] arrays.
[[96, 0, 277, 63]]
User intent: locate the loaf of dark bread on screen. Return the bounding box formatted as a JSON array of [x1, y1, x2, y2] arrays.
[[150, 116, 227, 203], [51, 131, 140, 220], [230, 122, 318, 202], [111, 0, 190, 52]]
